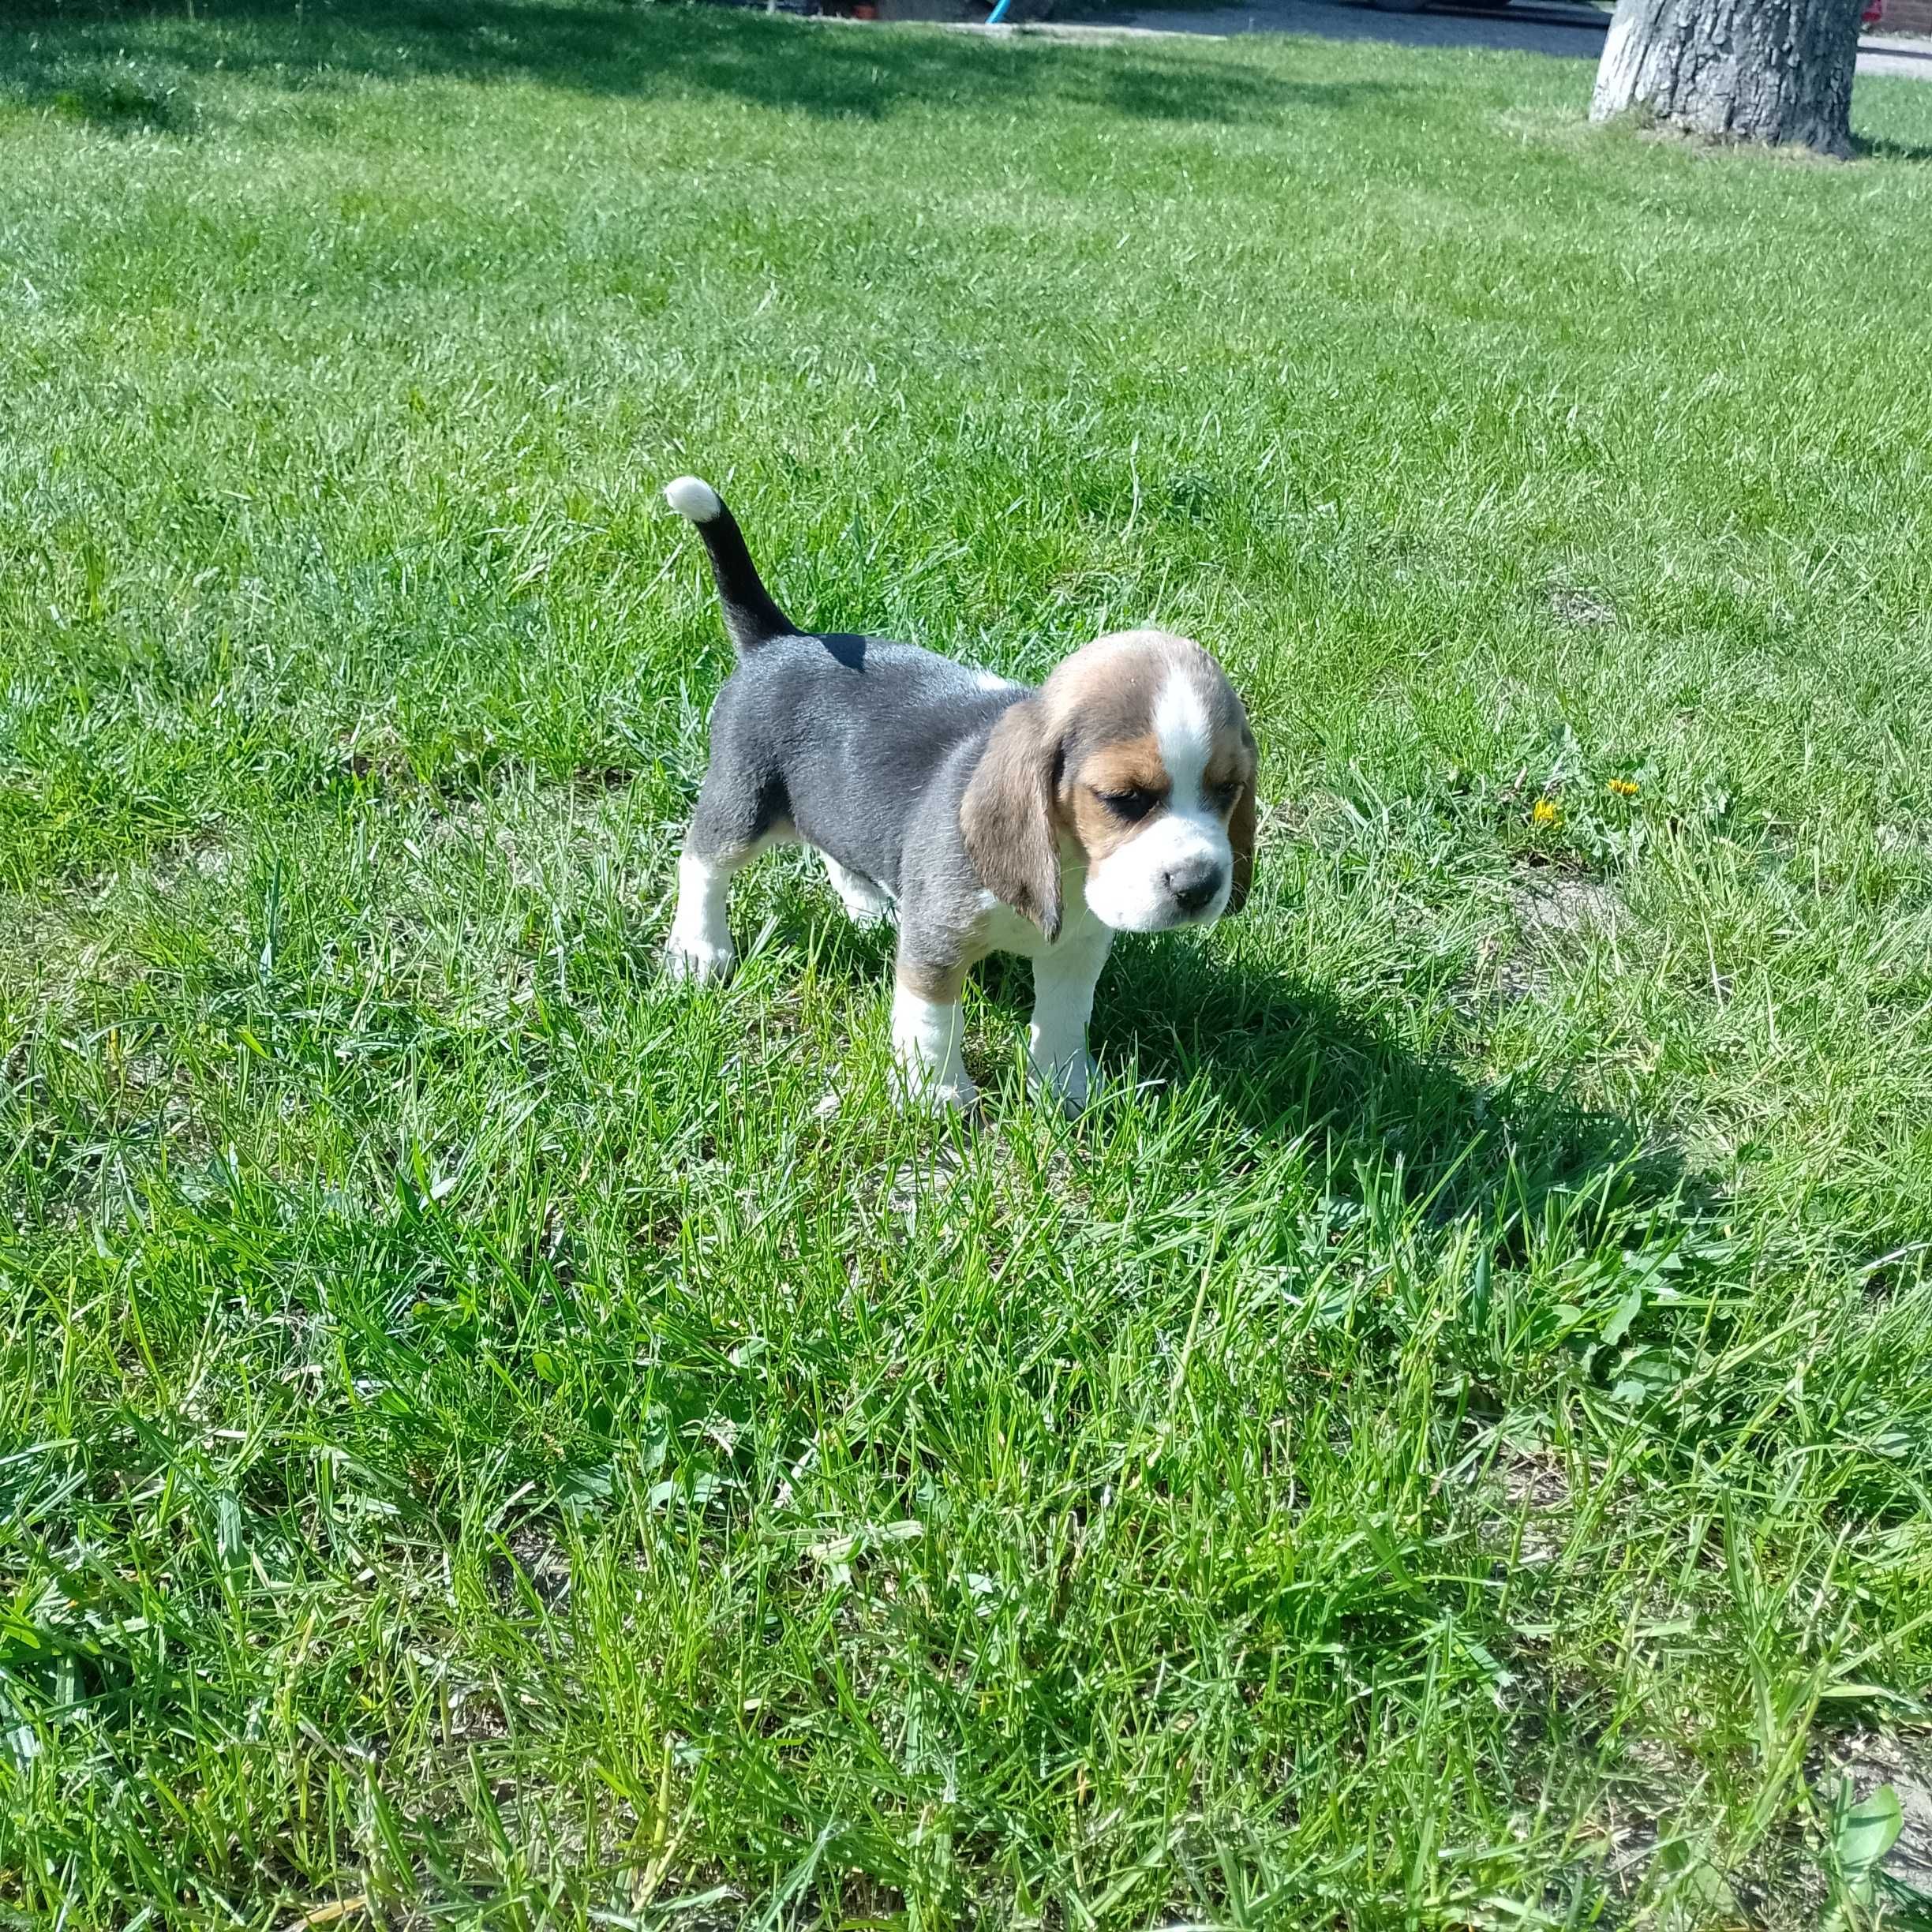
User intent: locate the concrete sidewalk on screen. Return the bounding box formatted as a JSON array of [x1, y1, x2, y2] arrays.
[[1861, 31, 1932, 77], [1039, 0, 1931, 80]]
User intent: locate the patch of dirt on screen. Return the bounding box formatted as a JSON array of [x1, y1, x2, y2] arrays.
[[1477, 872, 1623, 1004], [1549, 585, 1617, 627], [1464, 1443, 1572, 1568], [1293, 790, 1368, 854], [1591, 1733, 1835, 1930], [1596, 1732, 1717, 1915], [880, 1146, 968, 1227], [506, 1527, 574, 1611], [0, 900, 80, 989], [146, 831, 237, 893], [1495, 1447, 1571, 1567], [444, 1681, 510, 1743], [1875, 822, 1932, 863], [1514, 872, 1622, 942]]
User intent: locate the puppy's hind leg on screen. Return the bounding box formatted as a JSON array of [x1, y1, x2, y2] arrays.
[[822, 852, 893, 929], [665, 767, 788, 985], [665, 847, 746, 984]]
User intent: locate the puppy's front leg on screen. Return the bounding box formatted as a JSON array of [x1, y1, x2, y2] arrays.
[[1028, 928, 1114, 1110], [890, 959, 975, 1110]]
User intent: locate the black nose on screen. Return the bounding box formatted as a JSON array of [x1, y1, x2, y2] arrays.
[[1166, 861, 1224, 915]]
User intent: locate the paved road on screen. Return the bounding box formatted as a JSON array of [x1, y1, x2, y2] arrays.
[[1063, 0, 1931, 80]]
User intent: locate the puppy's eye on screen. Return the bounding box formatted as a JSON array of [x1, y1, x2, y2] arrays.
[[1210, 781, 1242, 813], [1098, 786, 1160, 823]]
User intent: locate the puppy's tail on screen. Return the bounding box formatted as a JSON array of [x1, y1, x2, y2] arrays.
[[664, 475, 797, 654]]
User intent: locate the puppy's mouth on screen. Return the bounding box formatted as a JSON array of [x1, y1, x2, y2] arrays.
[[1088, 888, 1230, 935], [1151, 897, 1228, 933], [1079, 840, 1230, 935]]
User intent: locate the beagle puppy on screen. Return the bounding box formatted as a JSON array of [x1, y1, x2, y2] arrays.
[[661, 475, 1258, 1110]]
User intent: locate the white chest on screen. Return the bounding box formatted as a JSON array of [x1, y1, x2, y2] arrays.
[[972, 874, 1106, 964]]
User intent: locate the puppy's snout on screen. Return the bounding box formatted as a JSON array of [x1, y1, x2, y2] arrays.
[[1166, 859, 1224, 916]]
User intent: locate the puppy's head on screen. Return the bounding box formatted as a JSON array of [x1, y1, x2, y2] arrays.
[[962, 629, 1257, 940]]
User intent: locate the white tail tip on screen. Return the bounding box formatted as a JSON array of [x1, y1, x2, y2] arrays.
[[665, 475, 723, 523]]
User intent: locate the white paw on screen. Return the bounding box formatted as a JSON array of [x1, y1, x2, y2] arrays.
[[839, 892, 893, 931], [1032, 1051, 1099, 1114], [896, 1069, 980, 1113], [889, 988, 973, 1113], [664, 934, 735, 984]]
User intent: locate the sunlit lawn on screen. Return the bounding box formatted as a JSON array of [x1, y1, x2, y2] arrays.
[[3, 3, 1932, 1924]]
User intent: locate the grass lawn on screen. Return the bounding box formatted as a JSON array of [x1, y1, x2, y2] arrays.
[[4, 2, 1932, 1924]]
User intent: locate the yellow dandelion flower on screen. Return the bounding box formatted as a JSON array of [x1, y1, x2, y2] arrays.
[[1608, 777, 1639, 798], [1532, 799, 1562, 826]]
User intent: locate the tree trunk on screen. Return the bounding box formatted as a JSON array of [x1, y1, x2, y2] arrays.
[[1590, 0, 1865, 158]]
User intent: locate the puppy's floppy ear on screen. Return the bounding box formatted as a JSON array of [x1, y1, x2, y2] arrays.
[[960, 698, 1062, 942], [1226, 780, 1257, 916]]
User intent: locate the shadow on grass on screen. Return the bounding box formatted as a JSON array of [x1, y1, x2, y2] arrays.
[[1856, 134, 1932, 163], [796, 899, 1701, 1236], [0, 0, 1413, 128], [43, 73, 196, 132], [1080, 938, 1697, 1234]]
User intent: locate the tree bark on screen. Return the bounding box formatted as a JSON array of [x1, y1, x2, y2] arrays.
[[1590, 0, 1865, 158]]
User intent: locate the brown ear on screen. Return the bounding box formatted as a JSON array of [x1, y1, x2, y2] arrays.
[[960, 699, 1062, 942], [1226, 781, 1257, 915]]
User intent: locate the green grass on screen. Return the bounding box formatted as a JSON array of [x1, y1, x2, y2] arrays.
[[4, 2, 1932, 1924]]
